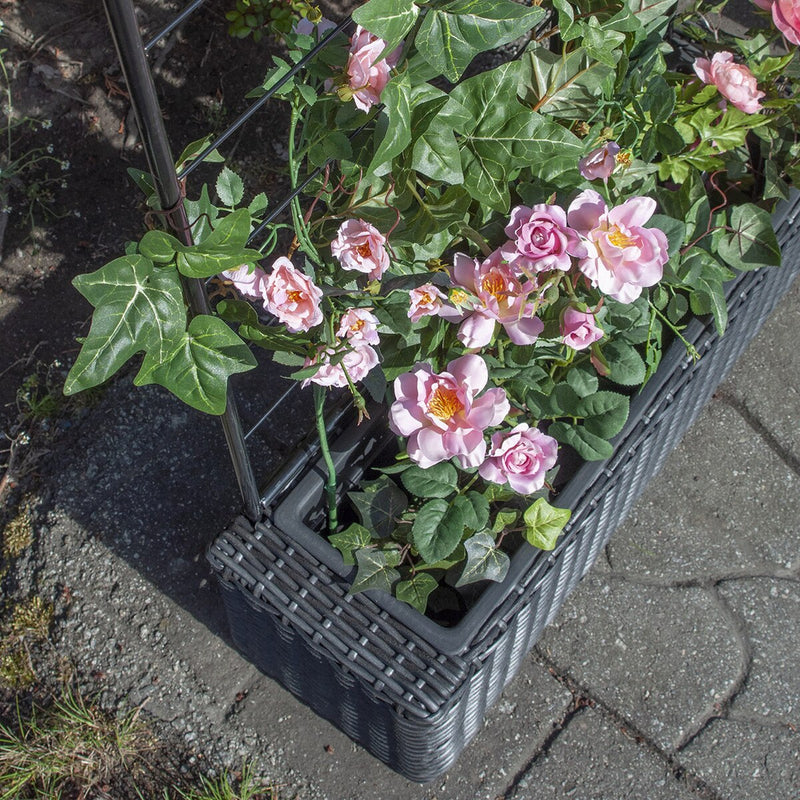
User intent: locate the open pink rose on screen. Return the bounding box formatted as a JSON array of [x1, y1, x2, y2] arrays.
[[560, 307, 604, 350], [754, 0, 800, 43], [337, 307, 380, 346], [302, 343, 379, 388], [389, 354, 509, 469], [579, 141, 621, 181], [221, 264, 268, 299], [501, 204, 584, 273], [568, 190, 669, 304], [331, 219, 390, 280], [263, 257, 323, 332], [408, 283, 447, 322], [450, 250, 544, 348], [478, 424, 558, 495], [693, 52, 765, 114], [343, 26, 402, 112]]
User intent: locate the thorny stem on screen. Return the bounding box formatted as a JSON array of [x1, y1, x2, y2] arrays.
[[313, 384, 338, 535]]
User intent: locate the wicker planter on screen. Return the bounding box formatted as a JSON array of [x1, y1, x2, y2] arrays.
[[207, 193, 800, 782]]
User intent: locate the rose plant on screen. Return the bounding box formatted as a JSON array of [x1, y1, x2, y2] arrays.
[[64, 0, 799, 614]]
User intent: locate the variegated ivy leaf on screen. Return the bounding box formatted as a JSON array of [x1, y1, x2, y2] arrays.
[[348, 475, 409, 538], [456, 532, 510, 587], [396, 573, 439, 613], [64, 255, 185, 395], [522, 498, 571, 551], [134, 314, 256, 415], [350, 548, 402, 595], [416, 0, 545, 83], [329, 523, 373, 566]]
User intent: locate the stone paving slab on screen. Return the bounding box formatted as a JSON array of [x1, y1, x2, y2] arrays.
[[605, 400, 800, 581], [233, 659, 573, 800], [680, 718, 800, 800], [510, 707, 698, 800], [721, 277, 800, 465], [537, 574, 743, 753]]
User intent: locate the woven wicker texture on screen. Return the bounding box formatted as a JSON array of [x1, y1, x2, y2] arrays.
[[208, 194, 800, 781]]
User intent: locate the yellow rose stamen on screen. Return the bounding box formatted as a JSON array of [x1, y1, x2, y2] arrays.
[[355, 243, 372, 259], [428, 386, 463, 420], [607, 227, 636, 248]]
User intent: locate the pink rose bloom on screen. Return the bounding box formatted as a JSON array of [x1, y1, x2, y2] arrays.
[[263, 257, 323, 332], [221, 264, 268, 299], [560, 307, 604, 350], [579, 141, 621, 181], [302, 343, 379, 388], [771, 0, 800, 44], [389, 354, 510, 469], [343, 26, 402, 112], [337, 307, 380, 345], [408, 283, 447, 322], [501, 204, 584, 273], [331, 219, 390, 280], [478, 424, 558, 495], [450, 250, 544, 348], [693, 52, 765, 114], [568, 190, 669, 304]]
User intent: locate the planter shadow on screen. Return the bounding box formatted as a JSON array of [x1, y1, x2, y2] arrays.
[[208, 193, 800, 781]]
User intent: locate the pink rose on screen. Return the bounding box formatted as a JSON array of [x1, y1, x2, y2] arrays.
[[408, 283, 447, 322], [693, 52, 765, 114], [263, 257, 323, 332], [579, 141, 621, 181], [337, 307, 380, 345], [450, 250, 544, 348], [753, 0, 800, 43], [302, 343, 379, 388], [331, 219, 390, 280], [221, 264, 268, 299], [560, 307, 604, 350], [342, 26, 402, 112], [501, 204, 584, 273], [568, 190, 669, 304], [389, 354, 509, 469], [478, 424, 558, 495]]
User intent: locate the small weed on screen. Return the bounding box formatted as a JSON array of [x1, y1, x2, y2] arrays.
[[0, 687, 149, 799], [1, 508, 33, 558], [143, 761, 277, 800], [0, 647, 35, 691], [0, 596, 53, 689], [8, 596, 53, 640]]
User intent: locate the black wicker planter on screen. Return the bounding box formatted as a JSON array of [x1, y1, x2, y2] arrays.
[[208, 193, 800, 782]]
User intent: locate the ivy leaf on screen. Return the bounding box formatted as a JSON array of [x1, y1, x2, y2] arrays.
[[412, 498, 466, 564], [216, 166, 245, 207], [352, 0, 419, 57], [133, 314, 257, 415], [329, 523, 373, 566], [712, 204, 782, 271], [64, 256, 185, 395], [400, 461, 458, 499], [396, 572, 439, 613], [184, 185, 219, 243], [348, 475, 409, 538], [456, 532, 511, 586], [522, 498, 571, 551], [369, 72, 413, 172], [416, 0, 545, 82], [139, 229, 182, 263], [491, 508, 518, 535], [350, 548, 402, 595]]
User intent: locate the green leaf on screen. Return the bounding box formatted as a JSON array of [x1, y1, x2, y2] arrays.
[[456, 532, 511, 586], [548, 421, 614, 461], [396, 573, 439, 613], [348, 475, 409, 538], [139, 229, 182, 263], [412, 498, 466, 564], [133, 314, 257, 414], [484, 483, 516, 504], [648, 214, 685, 258], [416, 0, 545, 82], [566, 367, 598, 398], [65, 256, 185, 395], [184, 185, 219, 243], [400, 461, 458, 499], [464, 491, 490, 532], [350, 548, 402, 595], [491, 508, 518, 535], [216, 167, 245, 207], [712, 204, 781, 271], [329, 523, 373, 566], [369, 72, 413, 171], [352, 0, 419, 56], [522, 498, 571, 551], [602, 340, 646, 387], [576, 390, 630, 438]]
